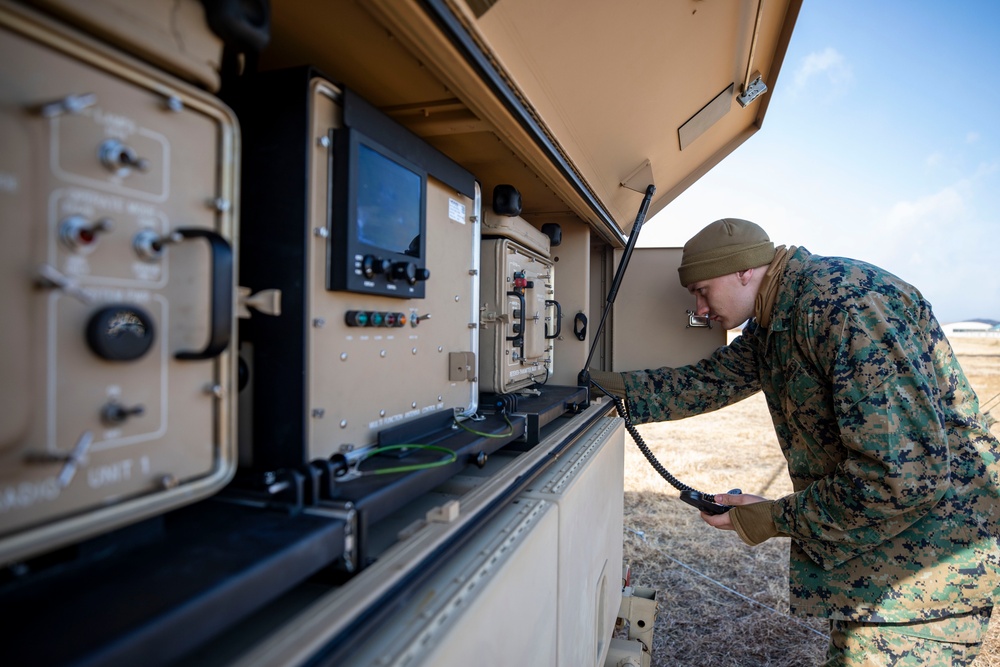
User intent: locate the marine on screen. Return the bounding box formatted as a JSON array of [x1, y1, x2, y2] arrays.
[[593, 218, 1000, 665]]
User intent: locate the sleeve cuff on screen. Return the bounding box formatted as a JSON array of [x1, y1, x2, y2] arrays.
[[588, 370, 627, 399], [730, 501, 780, 546]]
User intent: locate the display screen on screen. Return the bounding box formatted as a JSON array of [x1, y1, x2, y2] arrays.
[[356, 144, 422, 257]]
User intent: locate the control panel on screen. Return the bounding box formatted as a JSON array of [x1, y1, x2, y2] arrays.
[[233, 72, 479, 470], [0, 9, 237, 563], [480, 236, 557, 393]]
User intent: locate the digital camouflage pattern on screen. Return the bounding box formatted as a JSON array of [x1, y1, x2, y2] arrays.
[[824, 607, 992, 666], [622, 247, 1000, 623]]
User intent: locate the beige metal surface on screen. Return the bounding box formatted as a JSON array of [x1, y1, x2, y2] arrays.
[[544, 215, 591, 385], [521, 417, 626, 666], [226, 401, 617, 667], [0, 2, 237, 563], [453, 0, 801, 230], [479, 237, 555, 393], [259, 0, 800, 243], [302, 81, 480, 457], [343, 498, 560, 666], [611, 248, 727, 371], [26, 0, 224, 90]]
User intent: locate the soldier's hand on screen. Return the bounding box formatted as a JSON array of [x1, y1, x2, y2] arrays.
[[700, 491, 767, 530]]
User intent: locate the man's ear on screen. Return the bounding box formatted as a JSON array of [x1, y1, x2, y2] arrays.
[[738, 268, 753, 285]]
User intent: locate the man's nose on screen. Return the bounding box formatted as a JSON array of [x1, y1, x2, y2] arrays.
[[694, 295, 709, 315]]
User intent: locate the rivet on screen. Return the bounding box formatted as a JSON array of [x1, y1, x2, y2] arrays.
[[412, 347, 418, 355], [318, 136, 331, 148], [208, 197, 231, 212], [380, 350, 386, 358], [340, 420, 348, 428], [314, 227, 330, 238], [340, 352, 348, 361]]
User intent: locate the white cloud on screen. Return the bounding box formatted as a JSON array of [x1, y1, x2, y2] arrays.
[[885, 186, 966, 230], [975, 160, 999, 177], [792, 47, 852, 93], [925, 152, 945, 168], [864, 182, 1000, 321]]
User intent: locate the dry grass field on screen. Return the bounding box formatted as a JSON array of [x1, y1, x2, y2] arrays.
[[621, 335, 1000, 666]]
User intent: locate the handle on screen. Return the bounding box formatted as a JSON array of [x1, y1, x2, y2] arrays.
[[174, 228, 234, 360], [544, 299, 562, 339], [573, 312, 587, 341], [506, 291, 525, 343]]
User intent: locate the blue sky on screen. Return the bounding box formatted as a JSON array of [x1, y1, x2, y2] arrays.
[[641, 1, 1000, 324]]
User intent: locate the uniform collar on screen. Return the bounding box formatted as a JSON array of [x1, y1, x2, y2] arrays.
[[764, 246, 810, 333]]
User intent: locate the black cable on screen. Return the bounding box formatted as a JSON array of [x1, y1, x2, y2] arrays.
[[591, 377, 716, 498]]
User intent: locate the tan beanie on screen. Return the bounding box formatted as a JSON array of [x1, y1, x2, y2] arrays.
[[677, 218, 776, 286]]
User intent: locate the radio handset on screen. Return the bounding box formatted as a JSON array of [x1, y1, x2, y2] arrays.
[[679, 489, 738, 515]]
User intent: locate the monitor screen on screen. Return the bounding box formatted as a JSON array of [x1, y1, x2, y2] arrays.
[[356, 143, 423, 258], [328, 126, 429, 298]]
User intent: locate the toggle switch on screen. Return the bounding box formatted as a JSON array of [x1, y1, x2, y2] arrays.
[[133, 228, 182, 262], [59, 216, 113, 252], [101, 401, 145, 425], [99, 139, 150, 177]]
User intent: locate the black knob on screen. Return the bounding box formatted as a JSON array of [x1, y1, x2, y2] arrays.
[[86, 305, 155, 361], [361, 255, 391, 279], [391, 261, 418, 285], [415, 268, 430, 282], [238, 355, 250, 391]]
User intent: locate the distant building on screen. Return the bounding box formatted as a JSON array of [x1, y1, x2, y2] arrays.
[[942, 320, 1000, 338]]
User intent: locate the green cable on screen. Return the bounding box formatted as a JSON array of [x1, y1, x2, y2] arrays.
[[453, 413, 514, 438], [358, 415, 514, 476], [359, 444, 458, 475]]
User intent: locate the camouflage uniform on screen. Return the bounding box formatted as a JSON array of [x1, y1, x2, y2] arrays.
[[621, 249, 1000, 638], [824, 608, 992, 665]]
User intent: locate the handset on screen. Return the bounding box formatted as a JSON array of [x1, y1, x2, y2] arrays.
[[680, 489, 736, 515]]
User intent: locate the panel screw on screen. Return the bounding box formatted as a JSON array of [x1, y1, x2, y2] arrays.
[[208, 197, 231, 212], [165, 96, 184, 112]]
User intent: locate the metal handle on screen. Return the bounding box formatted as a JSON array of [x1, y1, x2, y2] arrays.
[[174, 228, 234, 360], [506, 291, 526, 342], [544, 299, 562, 339]]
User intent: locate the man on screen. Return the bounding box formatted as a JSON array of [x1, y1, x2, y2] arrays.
[[591, 218, 1000, 665]]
